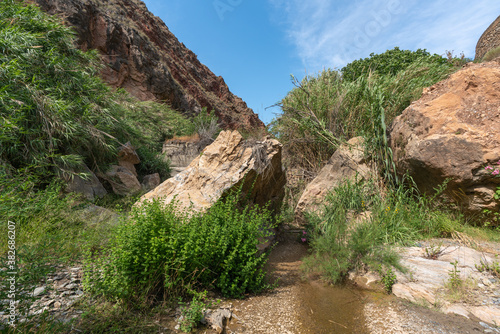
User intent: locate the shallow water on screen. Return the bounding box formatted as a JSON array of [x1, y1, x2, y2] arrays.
[[296, 279, 368, 334]]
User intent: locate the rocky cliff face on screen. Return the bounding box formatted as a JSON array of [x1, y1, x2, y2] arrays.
[[476, 15, 500, 60], [32, 0, 264, 129], [389, 59, 500, 217]]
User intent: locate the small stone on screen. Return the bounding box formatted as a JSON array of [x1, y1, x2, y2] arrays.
[[33, 287, 45, 297], [65, 283, 77, 290], [44, 300, 55, 307], [482, 277, 492, 286], [54, 302, 62, 309], [70, 267, 81, 272], [480, 322, 492, 329]]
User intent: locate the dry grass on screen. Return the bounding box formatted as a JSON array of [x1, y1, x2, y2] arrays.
[[483, 46, 500, 62]]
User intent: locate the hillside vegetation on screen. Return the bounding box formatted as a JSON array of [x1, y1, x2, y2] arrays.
[[1, 1, 499, 333]]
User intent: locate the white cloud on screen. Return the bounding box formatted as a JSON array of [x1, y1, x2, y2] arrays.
[[270, 0, 500, 71]]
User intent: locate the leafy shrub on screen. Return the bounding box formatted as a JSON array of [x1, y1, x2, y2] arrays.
[[135, 146, 171, 181], [340, 47, 448, 82], [178, 290, 212, 332], [84, 187, 274, 302], [378, 265, 397, 294]]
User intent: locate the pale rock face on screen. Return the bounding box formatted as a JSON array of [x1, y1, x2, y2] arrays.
[[389, 59, 500, 217], [391, 246, 500, 326], [294, 136, 375, 226], [137, 130, 286, 213]]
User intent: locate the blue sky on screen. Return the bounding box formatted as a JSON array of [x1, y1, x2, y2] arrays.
[[142, 0, 500, 125]]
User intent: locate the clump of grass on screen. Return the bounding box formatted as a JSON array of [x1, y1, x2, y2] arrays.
[[270, 47, 456, 174], [476, 258, 500, 278], [442, 260, 476, 303], [302, 178, 464, 283], [482, 46, 500, 62]]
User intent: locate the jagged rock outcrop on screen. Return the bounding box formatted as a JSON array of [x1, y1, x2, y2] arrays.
[[389, 59, 500, 217], [294, 137, 374, 226], [117, 141, 140, 177], [137, 130, 286, 213], [32, 0, 264, 129], [476, 15, 500, 60]]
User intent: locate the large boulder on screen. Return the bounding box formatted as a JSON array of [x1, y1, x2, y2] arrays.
[[475, 15, 500, 60], [106, 165, 142, 196], [294, 137, 374, 226], [137, 130, 286, 213], [62, 164, 107, 201], [389, 60, 500, 216]]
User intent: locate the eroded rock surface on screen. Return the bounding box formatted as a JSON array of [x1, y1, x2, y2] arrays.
[[33, 0, 264, 130], [476, 15, 500, 60], [294, 137, 374, 226], [138, 130, 286, 213], [392, 244, 500, 326], [389, 59, 500, 216], [162, 135, 205, 177]]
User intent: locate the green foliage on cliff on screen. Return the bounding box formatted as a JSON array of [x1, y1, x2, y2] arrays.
[[0, 0, 189, 182], [341, 47, 448, 82], [0, 0, 117, 174]]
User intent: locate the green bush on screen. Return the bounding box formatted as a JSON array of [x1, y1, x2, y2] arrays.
[[340, 47, 448, 82], [84, 187, 274, 302], [0, 1, 191, 185]]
